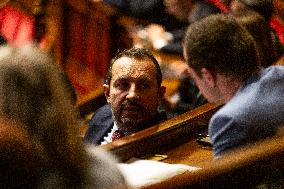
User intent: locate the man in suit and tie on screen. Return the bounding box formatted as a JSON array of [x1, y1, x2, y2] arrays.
[[84, 48, 167, 145], [183, 14, 284, 157]]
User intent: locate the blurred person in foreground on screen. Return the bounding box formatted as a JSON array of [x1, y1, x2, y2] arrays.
[[0, 45, 128, 189], [229, 0, 284, 57], [234, 10, 278, 67], [183, 14, 284, 157], [84, 48, 167, 145], [0, 118, 45, 189]]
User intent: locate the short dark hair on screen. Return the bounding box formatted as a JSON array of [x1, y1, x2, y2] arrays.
[[105, 48, 162, 87], [183, 14, 260, 81]]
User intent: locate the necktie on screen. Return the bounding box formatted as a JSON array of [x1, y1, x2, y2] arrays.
[[111, 130, 125, 141]]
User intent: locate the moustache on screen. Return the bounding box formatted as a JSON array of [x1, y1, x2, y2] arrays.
[[121, 101, 144, 111]]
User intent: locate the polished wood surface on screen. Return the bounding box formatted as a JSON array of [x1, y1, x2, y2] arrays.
[[275, 55, 284, 65], [103, 102, 221, 162], [162, 139, 212, 167], [143, 134, 284, 189]]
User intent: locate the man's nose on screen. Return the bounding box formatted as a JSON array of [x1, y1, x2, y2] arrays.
[[126, 84, 140, 99]]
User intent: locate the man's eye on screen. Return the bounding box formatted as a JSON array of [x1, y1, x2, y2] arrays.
[[115, 81, 129, 89], [139, 83, 150, 89]]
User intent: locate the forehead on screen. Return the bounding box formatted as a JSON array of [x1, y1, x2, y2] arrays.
[[111, 57, 157, 81]]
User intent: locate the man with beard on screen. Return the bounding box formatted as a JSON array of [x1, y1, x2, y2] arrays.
[[84, 48, 167, 145]]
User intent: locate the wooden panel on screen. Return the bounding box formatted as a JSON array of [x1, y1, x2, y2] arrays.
[[5, 0, 115, 114], [103, 102, 221, 162], [58, 0, 115, 107]]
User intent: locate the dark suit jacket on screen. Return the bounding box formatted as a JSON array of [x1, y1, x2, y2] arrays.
[[84, 104, 167, 145]]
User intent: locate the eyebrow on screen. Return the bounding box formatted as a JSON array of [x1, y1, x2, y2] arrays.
[[137, 77, 152, 83], [112, 77, 128, 85], [114, 75, 153, 83]]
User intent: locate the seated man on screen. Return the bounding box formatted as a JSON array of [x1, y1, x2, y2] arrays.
[[84, 48, 167, 145], [183, 14, 284, 157]]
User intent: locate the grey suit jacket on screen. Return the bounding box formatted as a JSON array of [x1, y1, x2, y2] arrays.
[[209, 66, 284, 157]]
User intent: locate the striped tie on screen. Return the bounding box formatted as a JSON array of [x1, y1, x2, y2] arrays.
[[111, 130, 125, 141]]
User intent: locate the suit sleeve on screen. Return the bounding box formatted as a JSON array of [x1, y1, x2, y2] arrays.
[[209, 114, 247, 157], [83, 113, 98, 144]]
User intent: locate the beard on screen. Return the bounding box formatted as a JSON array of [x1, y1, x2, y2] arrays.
[[111, 100, 156, 134]]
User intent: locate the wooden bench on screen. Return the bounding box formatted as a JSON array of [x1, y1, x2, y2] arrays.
[[103, 102, 222, 164], [102, 102, 283, 189], [142, 133, 284, 189]]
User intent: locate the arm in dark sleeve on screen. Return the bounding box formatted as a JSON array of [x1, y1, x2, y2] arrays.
[[84, 104, 113, 145]]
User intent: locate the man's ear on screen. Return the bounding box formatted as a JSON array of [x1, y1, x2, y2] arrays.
[[184, 67, 191, 78], [103, 84, 110, 103], [201, 68, 217, 88]]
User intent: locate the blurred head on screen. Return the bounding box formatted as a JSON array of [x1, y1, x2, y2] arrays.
[[230, 0, 274, 21], [0, 44, 87, 188], [183, 14, 260, 102], [164, 0, 194, 21], [104, 48, 165, 134], [235, 10, 278, 67], [0, 118, 45, 189]]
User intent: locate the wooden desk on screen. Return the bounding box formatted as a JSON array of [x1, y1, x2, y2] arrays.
[[162, 139, 212, 167], [143, 134, 284, 189]]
